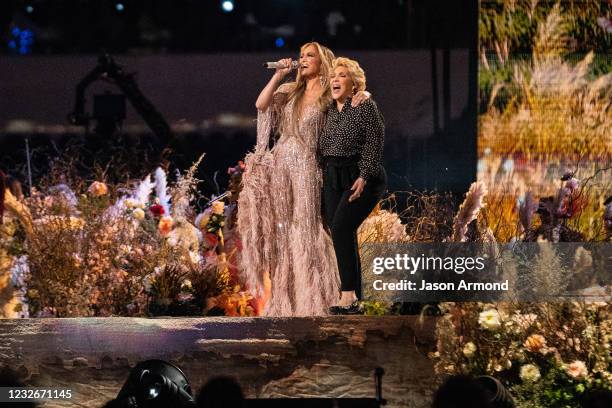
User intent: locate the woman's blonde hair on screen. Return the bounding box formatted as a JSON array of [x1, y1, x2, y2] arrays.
[[332, 57, 366, 93], [279, 42, 334, 139]]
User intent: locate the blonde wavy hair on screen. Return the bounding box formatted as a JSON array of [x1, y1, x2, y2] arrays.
[[278, 42, 334, 139], [332, 57, 366, 93]]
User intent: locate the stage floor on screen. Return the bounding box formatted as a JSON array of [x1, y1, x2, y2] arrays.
[[0, 316, 437, 407]]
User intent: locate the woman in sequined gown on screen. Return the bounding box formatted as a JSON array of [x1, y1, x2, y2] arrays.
[[237, 42, 368, 316]]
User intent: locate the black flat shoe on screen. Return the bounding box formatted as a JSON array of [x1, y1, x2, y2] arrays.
[[329, 300, 363, 315]]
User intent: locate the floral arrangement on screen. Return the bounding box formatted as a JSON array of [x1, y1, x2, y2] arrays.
[[0, 157, 256, 317], [432, 301, 611, 407]]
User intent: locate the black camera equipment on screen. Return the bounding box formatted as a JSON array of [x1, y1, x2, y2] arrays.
[[107, 359, 196, 408], [92, 92, 126, 135], [68, 53, 172, 144]]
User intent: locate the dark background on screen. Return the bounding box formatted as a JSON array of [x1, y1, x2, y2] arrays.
[[0, 0, 477, 196]]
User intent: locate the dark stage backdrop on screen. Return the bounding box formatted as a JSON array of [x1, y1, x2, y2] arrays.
[[1, 0, 477, 194], [1, 49, 474, 193]]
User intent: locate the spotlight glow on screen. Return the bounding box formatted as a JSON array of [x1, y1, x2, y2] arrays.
[[116, 3, 125, 12], [221, 1, 234, 13]]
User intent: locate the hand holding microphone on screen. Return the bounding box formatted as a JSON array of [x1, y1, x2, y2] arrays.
[[264, 58, 298, 78]]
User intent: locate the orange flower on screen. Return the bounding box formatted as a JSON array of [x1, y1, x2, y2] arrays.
[[88, 181, 108, 197], [158, 216, 174, 236], [524, 334, 547, 353], [211, 200, 225, 215]]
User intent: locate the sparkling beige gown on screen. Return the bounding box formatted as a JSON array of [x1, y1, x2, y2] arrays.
[[237, 83, 340, 316]]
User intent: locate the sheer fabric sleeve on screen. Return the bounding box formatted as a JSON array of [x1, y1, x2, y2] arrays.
[[237, 82, 292, 296], [255, 82, 292, 153]]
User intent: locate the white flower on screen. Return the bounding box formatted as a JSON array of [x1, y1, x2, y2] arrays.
[[479, 308, 502, 330], [573, 246, 592, 271], [182, 279, 193, 291], [520, 364, 541, 382], [463, 342, 477, 358], [188, 251, 201, 264], [10, 256, 29, 288], [143, 274, 154, 292]]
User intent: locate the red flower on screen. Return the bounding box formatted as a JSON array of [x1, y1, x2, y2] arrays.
[[149, 204, 165, 216], [204, 232, 219, 248]]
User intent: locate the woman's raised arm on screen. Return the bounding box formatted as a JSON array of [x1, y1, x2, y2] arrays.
[[255, 58, 293, 111]]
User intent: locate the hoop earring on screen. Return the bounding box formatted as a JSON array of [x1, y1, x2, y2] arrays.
[[320, 75, 325, 87]]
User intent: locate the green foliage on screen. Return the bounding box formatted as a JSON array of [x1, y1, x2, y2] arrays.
[[478, 59, 517, 112], [480, 0, 537, 57], [433, 302, 612, 408], [362, 300, 390, 316], [4, 221, 27, 257], [480, 0, 612, 62], [512, 365, 609, 408]]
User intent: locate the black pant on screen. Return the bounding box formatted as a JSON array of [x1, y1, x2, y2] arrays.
[[322, 157, 386, 299]]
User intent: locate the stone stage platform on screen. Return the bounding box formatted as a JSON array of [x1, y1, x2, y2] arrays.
[[0, 316, 438, 407]]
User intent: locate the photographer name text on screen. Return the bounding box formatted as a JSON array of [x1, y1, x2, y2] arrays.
[[372, 279, 509, 291]]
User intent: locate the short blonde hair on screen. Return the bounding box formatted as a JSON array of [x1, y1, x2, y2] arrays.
[[332, 57, 366, 93]]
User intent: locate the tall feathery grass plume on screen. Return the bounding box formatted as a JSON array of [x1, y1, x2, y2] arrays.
[[499, 249, 520, 302], [530, 237, 568, 299], [480, 2, 612, 159], [132, 173, 155, 208], [519, 191, 539, 236], [154, 167, 171, 215], [452, 182, 488, 242], [171, 154, 205, 220], [357, 203, 410, 245], [105, 173, 155, 220], [533, 2, 568, 63]]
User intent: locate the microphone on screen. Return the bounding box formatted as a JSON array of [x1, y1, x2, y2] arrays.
[[263, 61, 299, 70]]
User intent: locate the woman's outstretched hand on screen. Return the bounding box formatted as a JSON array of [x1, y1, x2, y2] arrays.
[[351, 91, 371, 107], [348, 177, 366, 202]]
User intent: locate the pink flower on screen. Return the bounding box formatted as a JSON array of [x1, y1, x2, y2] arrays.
[[565, 360, 588, 380]]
